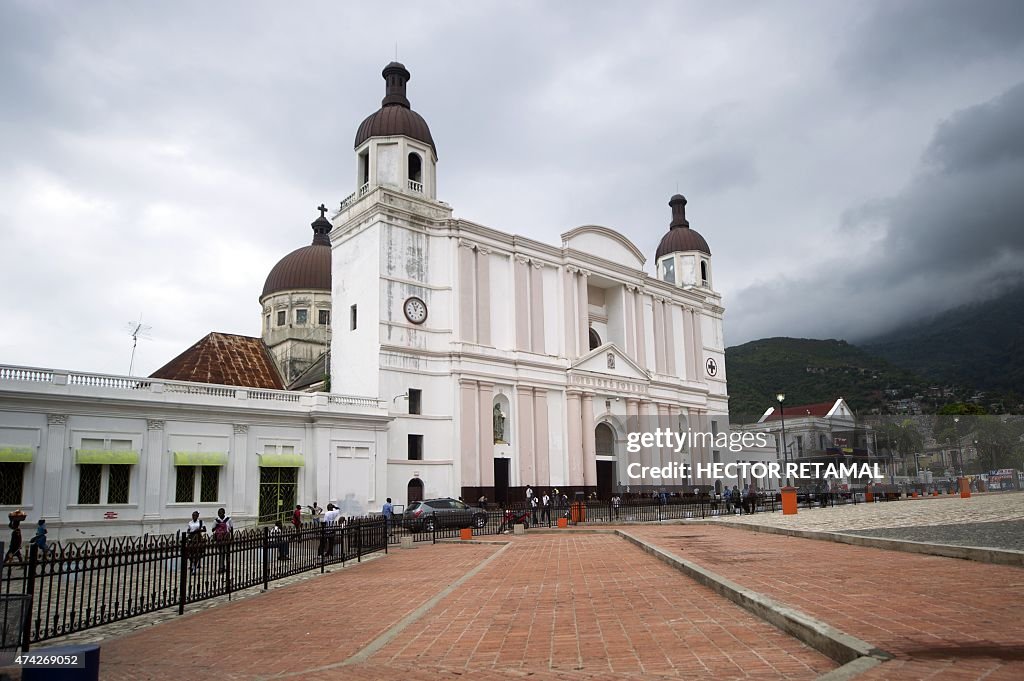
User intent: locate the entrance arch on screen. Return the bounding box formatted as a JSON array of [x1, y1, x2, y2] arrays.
[[407, 477, 424, 505]]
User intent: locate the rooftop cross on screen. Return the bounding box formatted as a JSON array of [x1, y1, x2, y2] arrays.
[[318, 204, 328, 218]]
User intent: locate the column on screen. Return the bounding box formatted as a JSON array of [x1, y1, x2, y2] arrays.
[[653, 298, 666, 374], [641, 400, 659, 472], [623, 287, 635, 359], [533, 389, 550, 486], [458, 242, 476, 343], [515, 256, 530, 350], [232, 423, 248, 514], [625, 398, 640, 476], [42, 413, 68, 519], [566, 391, 584, 485], [664, 302, 677, 377], [634, 291, 647, 370], [459, 380, 479, 487], [564, 267, 577, 357], [681, 307, 693, 381], [476, 248, 491, 346], [581, 393, 597, 487], [657, 404, 671, 473], [577, 270, 589, 355], [517, 387, 535, 485], [478, 382, 495, 488], [530, 263, 545, 353], [142, 419, 165, 522], [693, 309, 705, 380]]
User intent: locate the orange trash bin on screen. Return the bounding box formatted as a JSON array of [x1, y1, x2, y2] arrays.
[[557, 517, 568, 528], [781, 487, 798, 515], [865, 484, 874, 503], [460, 528, 473, 540], [959, 477, 971, 499]]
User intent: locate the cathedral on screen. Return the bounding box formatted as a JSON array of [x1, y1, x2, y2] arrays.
[[0, 62, 731, 537]]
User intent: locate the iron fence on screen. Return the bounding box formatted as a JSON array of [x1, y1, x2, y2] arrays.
[[0, 517, 387, 648]]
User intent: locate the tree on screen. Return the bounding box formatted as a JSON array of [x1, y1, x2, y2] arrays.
[[875, 418, 924, 476]]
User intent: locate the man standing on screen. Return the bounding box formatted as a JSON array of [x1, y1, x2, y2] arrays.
[[530, 494, 539, 525], [611, 494, 621, 520], [185, 511, 205, 575], [291, 505, 303, 532], [320, 504, 341, 557], [541, 492, 551, 523], [382, 498, 394, 536], [525, 484, 533, 506]]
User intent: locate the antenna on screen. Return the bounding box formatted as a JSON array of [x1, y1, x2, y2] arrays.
[[125, 315, 153, 375]]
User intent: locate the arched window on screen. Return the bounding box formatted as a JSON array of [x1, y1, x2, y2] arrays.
[[589, 328, 601, 351], [595, 423, 615, 457], [408, 152, 423, 190], [700, 260, 709, 286]]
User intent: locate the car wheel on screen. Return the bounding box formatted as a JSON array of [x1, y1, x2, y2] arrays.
[[424, 518, 435, 532], [473, 514, 487, 529]]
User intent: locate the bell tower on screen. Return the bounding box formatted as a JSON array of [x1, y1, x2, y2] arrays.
[[353, 62, 438, 201]]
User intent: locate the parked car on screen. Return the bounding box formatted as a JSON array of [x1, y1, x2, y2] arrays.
[[402, 498, 488, 532]]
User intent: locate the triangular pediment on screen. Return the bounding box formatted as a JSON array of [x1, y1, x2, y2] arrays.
[[570, 343, 650, 382]]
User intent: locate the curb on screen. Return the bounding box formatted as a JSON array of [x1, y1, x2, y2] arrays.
[[702, 520, 1024, 567], [616, 530, 892, 671]]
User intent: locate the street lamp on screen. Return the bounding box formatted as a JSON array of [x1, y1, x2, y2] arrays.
[[776, 393, 788, 487], [953, 417, 965, 478]]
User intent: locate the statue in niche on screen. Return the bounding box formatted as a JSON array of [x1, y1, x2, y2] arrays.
[[607, 353, 615, 369], [493, 404, 506, 444]]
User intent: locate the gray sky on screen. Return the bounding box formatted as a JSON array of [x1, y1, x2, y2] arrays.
[[2, 0, 1023, 377]]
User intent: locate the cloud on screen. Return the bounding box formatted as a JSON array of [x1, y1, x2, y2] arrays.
[[728, 81, 1024, 344]]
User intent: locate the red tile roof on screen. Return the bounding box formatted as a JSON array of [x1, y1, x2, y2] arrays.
[[762, 400, 838, 421], [150, 332, 285, 389]]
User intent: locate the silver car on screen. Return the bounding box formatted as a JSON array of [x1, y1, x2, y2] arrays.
[[402, 498, 488, 532]]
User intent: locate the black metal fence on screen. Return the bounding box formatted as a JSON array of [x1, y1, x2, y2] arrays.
[[0, 517, 387, 648]]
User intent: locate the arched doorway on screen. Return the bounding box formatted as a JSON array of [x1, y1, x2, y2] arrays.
[[589, 328, 602, 351], [595, 422, 615, 500], [407, 478, 424, 505]]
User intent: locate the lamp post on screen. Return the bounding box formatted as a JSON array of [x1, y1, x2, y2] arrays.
[[776, 393, 788, 488], [953, 417, 965, 478]]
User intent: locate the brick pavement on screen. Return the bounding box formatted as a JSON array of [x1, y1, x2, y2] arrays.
[[628, 525, 1024, 680], [89, 534, 834, 680]]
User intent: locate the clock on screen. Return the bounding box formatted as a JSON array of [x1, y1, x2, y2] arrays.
[[403, 296, 428, 324]]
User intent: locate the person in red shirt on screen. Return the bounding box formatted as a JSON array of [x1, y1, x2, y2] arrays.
[[291, 505, 302, 532]]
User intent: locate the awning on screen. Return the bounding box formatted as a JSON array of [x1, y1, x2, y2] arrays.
[[173, 451, 228, 466], [258, 453, 305, 468], [75, 449, 140, 465], [0, 446, 34, 463]]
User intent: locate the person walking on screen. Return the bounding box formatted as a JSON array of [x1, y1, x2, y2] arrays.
[[4, 511, 25, 564], [30, 518, 48, 555], [213, 508, 233, 574], [291, 505, 303, 533], [525, 485, 534, 508], [185, 511, 205, 575], [732, 485, 742, 514], [270, 520, 290, 560]]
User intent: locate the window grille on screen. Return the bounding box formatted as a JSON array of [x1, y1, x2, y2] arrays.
[[107, 464, 130, 504], [176, 466, 195, 503], [200, 466, 219, 502], [78, 465, 102, 504], [0, 463, 24, 505]]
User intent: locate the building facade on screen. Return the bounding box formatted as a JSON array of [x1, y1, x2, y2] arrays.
[[330, 62, 730, 504]]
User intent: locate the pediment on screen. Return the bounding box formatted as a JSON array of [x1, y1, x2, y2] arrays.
[[570, 343, 650, 382]]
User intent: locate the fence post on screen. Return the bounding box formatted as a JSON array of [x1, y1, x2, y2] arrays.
[[356, 520, 363, 562], [658, 502, 662, 523], [383, 519, 388, 554], [20, 541, 38, 651], [262, 526, 270, 591], [178, 533, 188, 615], [320, 522, 326, 574], [432, 517, 437, 545]]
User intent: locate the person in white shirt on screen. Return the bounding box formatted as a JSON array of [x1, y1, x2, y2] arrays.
[[541, 493, 551, 523], [185, 511, 205, 575], [319, 504, 341, 557], [525, 486, 533, 504], [270, 520, 290, 560]]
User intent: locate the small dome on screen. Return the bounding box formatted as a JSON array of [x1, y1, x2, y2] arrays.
[[261, 210, 332, 299], [655, 194, 711, 259], [354, 62, 436, 155]]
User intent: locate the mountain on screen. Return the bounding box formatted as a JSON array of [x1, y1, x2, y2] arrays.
[[860, 286, 1024, 395], [725, 337, 926, 422]]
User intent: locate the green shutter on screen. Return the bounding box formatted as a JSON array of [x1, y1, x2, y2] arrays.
[[173, 451, 229, 466], [258, 453, 305, 467], [0, 447, 34, 463], [75, 449, 140, 465]]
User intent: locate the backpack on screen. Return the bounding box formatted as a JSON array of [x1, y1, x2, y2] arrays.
[[213, 518, 230, 540]]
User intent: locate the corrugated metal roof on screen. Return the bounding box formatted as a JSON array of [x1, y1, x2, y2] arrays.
[[150, 332, 285, 389]]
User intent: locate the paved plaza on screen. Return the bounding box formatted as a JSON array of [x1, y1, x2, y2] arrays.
[[9, 495, 1024, 680], [715, 491, 1024, 549]]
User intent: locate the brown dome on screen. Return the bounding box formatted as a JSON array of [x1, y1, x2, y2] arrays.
[[261, 211, 332, 298], [655, 194, 711, 259], [354, 62, 436, 155]]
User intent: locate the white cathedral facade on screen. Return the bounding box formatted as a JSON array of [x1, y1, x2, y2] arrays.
[[0, 63, 730, 539]]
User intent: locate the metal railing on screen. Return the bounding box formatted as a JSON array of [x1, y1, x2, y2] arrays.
[[0, 518, 386, 648]]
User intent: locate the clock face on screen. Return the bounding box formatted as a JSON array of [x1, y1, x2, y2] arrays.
[[404, 296, 427, 324]]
